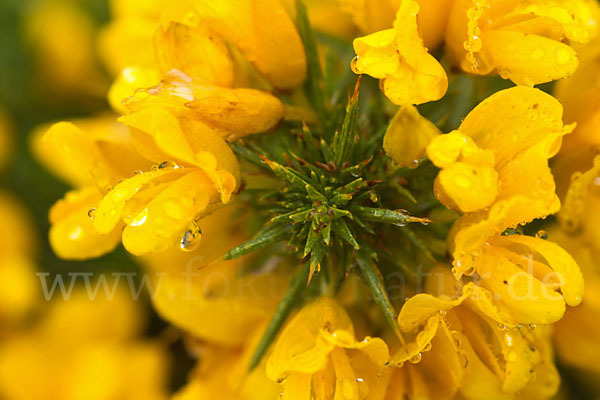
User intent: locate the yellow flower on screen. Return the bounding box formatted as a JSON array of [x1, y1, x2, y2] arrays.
[[31, 116, 152, 259], [394, 267, 560, 399], [351, 0, 448, 105], [424, 87, 583, 324], [115, 21, 285, 139], [90, 106, 239, 255], [445, 0, 598, 86], [339, 0, 453, 49], [24, 0, 107, 97], [266, 297, 390, 400], [0, 287, 169, 400], [0, 192, 38, 326], [427, 86, 570, 216]]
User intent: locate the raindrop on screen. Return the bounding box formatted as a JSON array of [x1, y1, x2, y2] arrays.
[[527, 324, 537, 330], [457, 351, 469, 369], [180, 221, 202, 251], [409, 353, 422, 364], [159, 160, 177, 169], [497, 323, 507, 331], [422, 342, 432, 352], [134, 169, 143, 175], [535, 230, 548, 240], [87, 208, 96, 219]]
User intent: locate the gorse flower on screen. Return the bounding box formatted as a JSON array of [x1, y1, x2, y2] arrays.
[[351, 0, 448, 105], [32, 0, 600, 398]]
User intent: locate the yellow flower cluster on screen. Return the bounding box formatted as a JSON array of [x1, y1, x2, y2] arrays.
[[23, 0, 600, 399]]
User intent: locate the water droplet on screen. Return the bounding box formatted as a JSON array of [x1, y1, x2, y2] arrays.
[[134, 169, 143, 175], [87, 208, 96, 219], [129, 208, 148, 226], [451, 331, 461, 347], [151, 164, 159, 171], [409, 352, 422, 364], [180, 221, 202, 251], [458, 351, 469, 369], [106, 185, 114, 192], [497, 323, 507, 331], [535, 230, 547, 240], [422, 342, 432, 352], [350, 56, 360, 73], [159, 160, 177, 169], [527, 324, 536, 330]]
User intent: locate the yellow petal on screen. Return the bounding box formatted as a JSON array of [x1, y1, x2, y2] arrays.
[[459, 86, 568, 166], [483, 30, 579, 86], [152, 266, 289, 346], [497, 235, 583, 306], [266, 297, 353, 381], [121, 171, 216, 255], [352, 29, 397, 79], [281, 373, 312, 400], [154, 22, 234, 87], [383, 105, 441, 168], [436, 162, 499, 212], [397, 286, 472, 332], [186, 86, 285, 139], [42, 122, 112, 187], [352, 0, 447, 105], [108, 67, 161, 115], [50, 187, 121, 260], [93, 168, 181, 235], [194, 0, 306, 90], [477, 249, 566, 325]]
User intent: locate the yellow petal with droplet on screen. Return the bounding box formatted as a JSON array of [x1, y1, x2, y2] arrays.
[[108, 67, 161, 115], [49, 187, 121, 260], [121, 172, 215, 255], [483, 30, 579, 86]]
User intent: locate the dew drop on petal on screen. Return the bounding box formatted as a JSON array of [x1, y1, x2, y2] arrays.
[[535, 230, 547, 240], [180, 221, 202, 252], [458, 350, 469, 369], [409, 352, 422, 364], [87, 208, 96, 219]]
